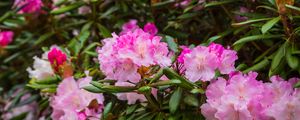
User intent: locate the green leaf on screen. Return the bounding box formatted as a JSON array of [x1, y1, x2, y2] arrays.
[[50, 2, 85, 15], [102, 102, 113, 120], [150, 80, 181, 87], [90, 81, 136, 93], [164, 35, 178, 52], [204, 0, 236, 8], [83, 85, 105, 93], [243, 58, 270, 73], [190, 88, 205, 94], [294, 81, 300, 88], [207, 29, 233, 44], [97, 23, 111, 38], [261, 17, 280, 34], [232, 18, 272, 27], [183, 94, 199, 107], [285, 4, 300, 12], [152, 0, 175, 8], [233, 34, 283, 45], [35, 76, 60, 84], [100, 6, 119, 18], [269, 44, 286, 76], [34, 32, 55, 45], [286, 43, 299, 70], [138, 86, 151, 93], [26, 84, 57, 89], [177, 13, 198, 19], [163, 68, 195, 89], [169, 88, 182, 114]]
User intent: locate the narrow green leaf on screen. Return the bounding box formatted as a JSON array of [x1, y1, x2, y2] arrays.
[[233, 34, 283, 45], [50, 2, 85, 15], [163, 68, 195, 89], [285, 4, 300, 12], [177, 13, 198, 19], [183, 94, 199, 107], [100, 6, 119, 18], [35, 76, 60, 84], [83, 85, 105, 93], [286, 43, 299, 69], [164, 35, 178, 52], [204, 0, 236, 8], [232, 18, 272, 27], [169, 88, 182, 114], [34, 32, 55, 45], [294, 81, 300, 88], [26, 84, 57, 89], [152, 0, 175, 8], [90, 81, 136, 93], [261, 17, 280, 34], [102, 102, 113, 120], [97, 23, 111, 38], [243, 58, 270, 73]]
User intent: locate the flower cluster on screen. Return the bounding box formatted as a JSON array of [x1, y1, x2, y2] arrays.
[[98, 22, 170, 83], [13, 0, 43, 14], [27, 46, 67, 80], [50, 75, 104, 120], [178, 43, 237, 82], [0, 31, 14, 47], [201, 72, 300, 120]]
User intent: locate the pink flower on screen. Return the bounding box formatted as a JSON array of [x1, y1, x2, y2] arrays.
[[48, 46, 67, 71], [115, 82, 147, 104], [13, 0, 43, 14], [50, 76, 104, 120], [179, 43, 237, 82], [182, 46, 219, 82], [0, 31, 14, 47], [120, 19, 139, 35], [143, 22, 158, 35], [98, 29, 171, 83], [201, 72, 268, 120], [177, 46, 191, 64]]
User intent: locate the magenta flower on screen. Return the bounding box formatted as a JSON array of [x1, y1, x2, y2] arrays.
[[143, 22, 158, 36], [50, 76, 104, 120], [0, 31, 14, 47], [120, 19, 139, 35], [13, 0, 43, 14], [177, 46, 191, 64], [47, 46, 67, 71], [98, 29, 171, 83]]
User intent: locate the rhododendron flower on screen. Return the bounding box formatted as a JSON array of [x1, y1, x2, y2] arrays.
[[98, 29, 171, 83], [0, 31, 14, 47], [143, 22, 158, 35], [48, 46, 67, 72], [120, 19, 139, 35], [201, 72, 267, 120], [50, 76, 104, 120], [178, 43, 237, 82], [27, 53, 54, 80], [115, 82, 147, 104], [13, 0, 43, 14], [201, 72, 300, 120]]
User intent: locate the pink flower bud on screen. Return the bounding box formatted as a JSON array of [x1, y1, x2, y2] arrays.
[[0, 31, 14, 47], [143, 22, 158, 35], [47, 47, 67, 71]]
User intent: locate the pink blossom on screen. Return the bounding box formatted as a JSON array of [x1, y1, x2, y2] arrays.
[[0, 31, 14, 47], [50, 76, 104, 120], [179, 43, 237, 82], [201, 72, 267, 120], [13, 0, 43, 14], [181, 46, 219, 82], [143, 22, 158, 35], [177, 46, 191, 64], [115, 82, 147, 104], [120, 19, 139, 35], [98, 29, 171, 83], [235, 7, 250, 22], [48, 46, 67, 71], [201, 72, 300, 120]]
